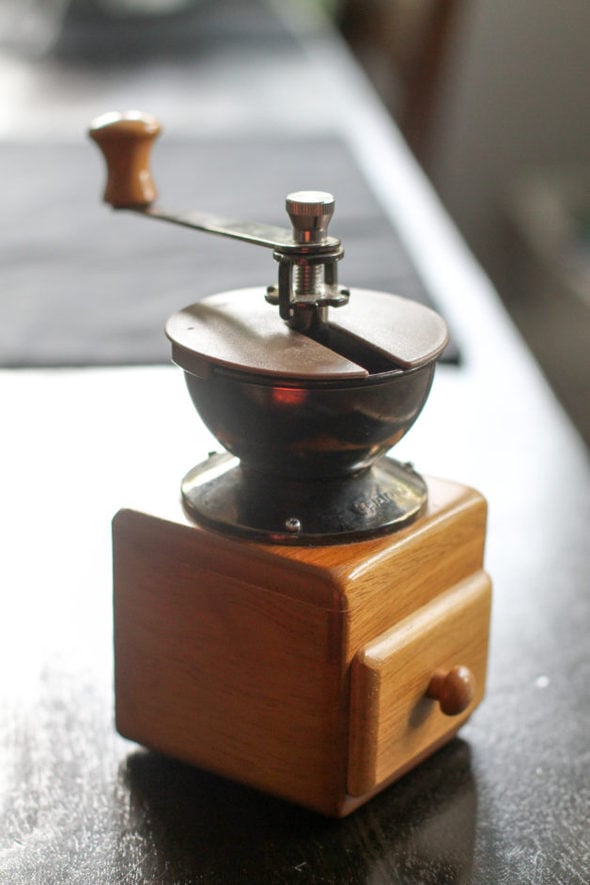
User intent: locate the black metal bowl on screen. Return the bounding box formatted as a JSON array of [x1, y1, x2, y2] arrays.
[[168, 286, 445, 542], [184, 360, 435, 480], [180, 362, 435, 543]]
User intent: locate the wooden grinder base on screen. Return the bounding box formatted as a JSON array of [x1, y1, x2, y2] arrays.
[[113, 476, 491, 817]]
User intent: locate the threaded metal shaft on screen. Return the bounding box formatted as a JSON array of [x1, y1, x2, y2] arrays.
[[294, 263, 323, 297]]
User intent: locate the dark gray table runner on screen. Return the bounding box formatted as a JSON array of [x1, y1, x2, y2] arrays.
[[1, 137, 459, 366]]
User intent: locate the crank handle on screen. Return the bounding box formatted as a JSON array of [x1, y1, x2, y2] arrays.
[[88, 111, 340, 255]]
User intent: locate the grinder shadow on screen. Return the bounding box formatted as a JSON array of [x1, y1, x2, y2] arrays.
[[119, 737, 477, 883]]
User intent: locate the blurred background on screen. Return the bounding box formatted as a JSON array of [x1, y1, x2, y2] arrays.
[[1, 0, 588, 444], [337, 0, 590, 446]]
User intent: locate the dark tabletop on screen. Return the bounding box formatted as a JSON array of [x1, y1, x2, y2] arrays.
[[1, 2, 589, 883]]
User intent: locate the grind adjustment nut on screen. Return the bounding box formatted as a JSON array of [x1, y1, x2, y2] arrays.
[[286, 191, 335, 245], [284, 191, 338, 305]]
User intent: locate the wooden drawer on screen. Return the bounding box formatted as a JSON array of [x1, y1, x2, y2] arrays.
[[348, 571, 491, 797]]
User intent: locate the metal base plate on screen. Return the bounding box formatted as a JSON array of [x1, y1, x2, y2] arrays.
[[181, 453, 427, 545]]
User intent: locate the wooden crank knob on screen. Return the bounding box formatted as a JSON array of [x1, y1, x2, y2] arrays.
[[427, 665, 476, 716], [88, 110, 161, 208]]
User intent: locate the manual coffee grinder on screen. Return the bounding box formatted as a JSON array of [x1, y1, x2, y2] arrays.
[[90, 111, 491, 818]]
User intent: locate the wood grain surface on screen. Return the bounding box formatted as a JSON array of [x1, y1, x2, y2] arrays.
[[348, 571, 491, 797], [113, 478, 488, 817], [88, 111, 161, 208]]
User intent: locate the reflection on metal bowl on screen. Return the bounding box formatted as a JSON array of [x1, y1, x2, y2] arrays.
[[184, 361, 435, 481]]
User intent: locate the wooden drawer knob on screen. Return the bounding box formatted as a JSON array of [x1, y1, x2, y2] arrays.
[[88, 110, 161, 208], [427, 665, 475, 716]]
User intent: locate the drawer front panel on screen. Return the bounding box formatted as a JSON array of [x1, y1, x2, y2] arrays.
[[348, 571, 491, 797]]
